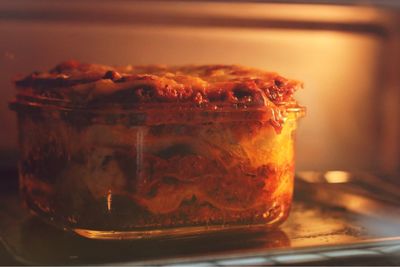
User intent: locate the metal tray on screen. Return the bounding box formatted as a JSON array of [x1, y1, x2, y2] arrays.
[[1, 171, 400, 266]]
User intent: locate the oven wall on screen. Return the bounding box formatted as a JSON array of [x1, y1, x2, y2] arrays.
[[0, 2, 398, 173]]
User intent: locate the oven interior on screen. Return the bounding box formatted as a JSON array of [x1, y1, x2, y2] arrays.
[[0, 0, 399, 265]]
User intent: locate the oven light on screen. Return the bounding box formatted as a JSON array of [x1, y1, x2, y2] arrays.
[[324, 171, 351, 183]]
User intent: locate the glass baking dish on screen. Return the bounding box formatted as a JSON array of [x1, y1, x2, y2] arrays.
[[9, 63, 304, 239]]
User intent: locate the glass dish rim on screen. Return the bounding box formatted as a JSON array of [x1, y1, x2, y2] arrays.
[[9, 94, 305, 126]]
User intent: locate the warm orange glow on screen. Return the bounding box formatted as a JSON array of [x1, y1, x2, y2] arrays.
[[107, 190, 112, 212], [324, 171, 351, 183]]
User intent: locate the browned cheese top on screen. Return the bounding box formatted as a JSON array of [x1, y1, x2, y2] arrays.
[[15, 60, 302, 110]]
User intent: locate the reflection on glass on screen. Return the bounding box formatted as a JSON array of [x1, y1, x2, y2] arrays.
[[18, 217, 290, 265]]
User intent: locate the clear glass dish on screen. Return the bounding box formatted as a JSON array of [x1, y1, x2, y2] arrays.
[[10, 63, 305, 240]]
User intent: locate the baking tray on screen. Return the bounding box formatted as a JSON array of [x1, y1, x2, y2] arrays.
[[0, 170, 400, 265]]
